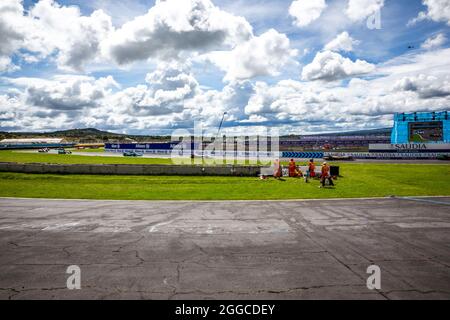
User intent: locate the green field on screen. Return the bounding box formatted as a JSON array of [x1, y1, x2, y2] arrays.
[[0, 163, 449, 200], [0, 150, 173, 165], [0, 150, 266, 166], [70, 147, 105, 152]]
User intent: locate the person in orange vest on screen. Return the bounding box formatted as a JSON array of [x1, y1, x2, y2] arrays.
[[320, 162, 334, 188], [288, 158, 297, 177], [308, 159, 316, 178], [273, 159, 282, 179]]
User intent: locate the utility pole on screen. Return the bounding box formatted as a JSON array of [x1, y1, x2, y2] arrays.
[[216, 112, 227, 138], [212, 112, 227, 156]]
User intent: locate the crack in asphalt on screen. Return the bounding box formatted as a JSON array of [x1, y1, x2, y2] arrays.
[[1, 197, 450, 299], [276, 205, 391, 300]]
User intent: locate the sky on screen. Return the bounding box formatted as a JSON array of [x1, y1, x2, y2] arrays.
[[0, 0, 449, 135]]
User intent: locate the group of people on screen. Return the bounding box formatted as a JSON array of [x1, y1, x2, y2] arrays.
[[273, 159, 335, 188]]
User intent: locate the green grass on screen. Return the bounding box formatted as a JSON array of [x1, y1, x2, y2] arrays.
[[0, 150, 173, 165], [70, 147, 105, 152], [0, 163, 449, 200], [0, 150, 268, 166]]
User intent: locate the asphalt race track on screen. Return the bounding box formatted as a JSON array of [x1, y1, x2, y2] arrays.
[[0, 197, 449, 299]]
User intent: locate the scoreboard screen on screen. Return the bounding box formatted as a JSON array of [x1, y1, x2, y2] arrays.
[[409, 121, 443, 142]]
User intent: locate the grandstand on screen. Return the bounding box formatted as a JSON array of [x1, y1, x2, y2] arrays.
[[280, 135, 390, 149], [0, 138, 75, 150]]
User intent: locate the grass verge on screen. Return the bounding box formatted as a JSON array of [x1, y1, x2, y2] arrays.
[[0, 163, 449, 200]]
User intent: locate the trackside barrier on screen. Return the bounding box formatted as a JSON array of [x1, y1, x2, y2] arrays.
[[281, 151, 324, 159], [0, 162, 261, 177], [324, 152, 450, 159]]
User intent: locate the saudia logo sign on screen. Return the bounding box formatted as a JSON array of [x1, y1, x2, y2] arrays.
[[393, 144, 427, 150]]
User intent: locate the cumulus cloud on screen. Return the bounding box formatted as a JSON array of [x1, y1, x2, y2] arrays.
[[410, 0, 450, 26], [110, 63, 199, 116], [421, 33, 447, 50], [104, 0, 253, 65], [1, 0, 450, 135], [241, 48, 450, 130], [324, 32, 359, 52], [289, 0, 327, 27], [242, 79, 376, 132], [394, 74, 450, 99], [346, 0, 384, 22], [28, 0, 114, 71], [0, 56, 19, 73], [201, 29, 298, 82], [301, 50, 375, 81], [0, 93, 21, 120], [0, 74, 120, 131], [0, 0, 114, 72], [0, 0, 254, 72], [3, 45, 450, 134], [0, 0, 27, 72], [7, 75, 118, 111]]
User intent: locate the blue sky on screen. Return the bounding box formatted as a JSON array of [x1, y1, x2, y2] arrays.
[[1, 0, 450, 134]]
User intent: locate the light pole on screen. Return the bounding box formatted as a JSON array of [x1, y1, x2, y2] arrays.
[[212, 112, 227, 156], [216, 112, 227, 138]]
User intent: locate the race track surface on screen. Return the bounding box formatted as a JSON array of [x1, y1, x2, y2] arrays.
[[0, 197, 449, 299]]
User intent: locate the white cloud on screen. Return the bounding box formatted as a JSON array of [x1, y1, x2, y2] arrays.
[[344, 49, 450, 116], [104, 0, 253, 65], [410, 0, 450, 26], [1, 0, 450, 135], [8, 75, 118, 111], [0, 0, 27, 72], [421, 33, 447, 50], [289, 0, 327, 27], [301, 50, 375, 81], [240, 49, 450, 131], [0, 0, 254, 72], [377, 48, 450, 78], [111, 62, 199, 116], [3, 46, 450, 134], [324, 31, 359, 52], [0, 0, 115, 72], [346, 0, 384, 22], [0, 56, 19, 73], [201, 29, 298, 82], [394, 74, 450, 99], [28, 0, 114, 72]]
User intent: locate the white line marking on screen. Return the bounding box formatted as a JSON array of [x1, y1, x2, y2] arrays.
[[149, 220, 175, 232], [396, 197, 450, 206]]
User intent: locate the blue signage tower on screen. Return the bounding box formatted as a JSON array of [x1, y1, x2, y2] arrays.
[[391, 111, 450, 144]]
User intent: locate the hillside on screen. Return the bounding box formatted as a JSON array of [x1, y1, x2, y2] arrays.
[[0, 128, 170, 143], [0, 127, 391, 143]]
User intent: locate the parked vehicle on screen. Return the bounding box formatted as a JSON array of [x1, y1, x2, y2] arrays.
[[58, 148, 72, 155], [123, 151, 143, 157], [38, 148, 50, 153]]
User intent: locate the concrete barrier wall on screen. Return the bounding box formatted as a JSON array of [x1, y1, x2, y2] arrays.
[[0, 162, 261, 176]]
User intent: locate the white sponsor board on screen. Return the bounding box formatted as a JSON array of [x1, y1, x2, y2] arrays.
[[369, 143, 450, 152], [325, 152, 450, 159]]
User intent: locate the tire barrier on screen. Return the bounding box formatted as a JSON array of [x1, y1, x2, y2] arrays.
[[281, 151, 324, 159]]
